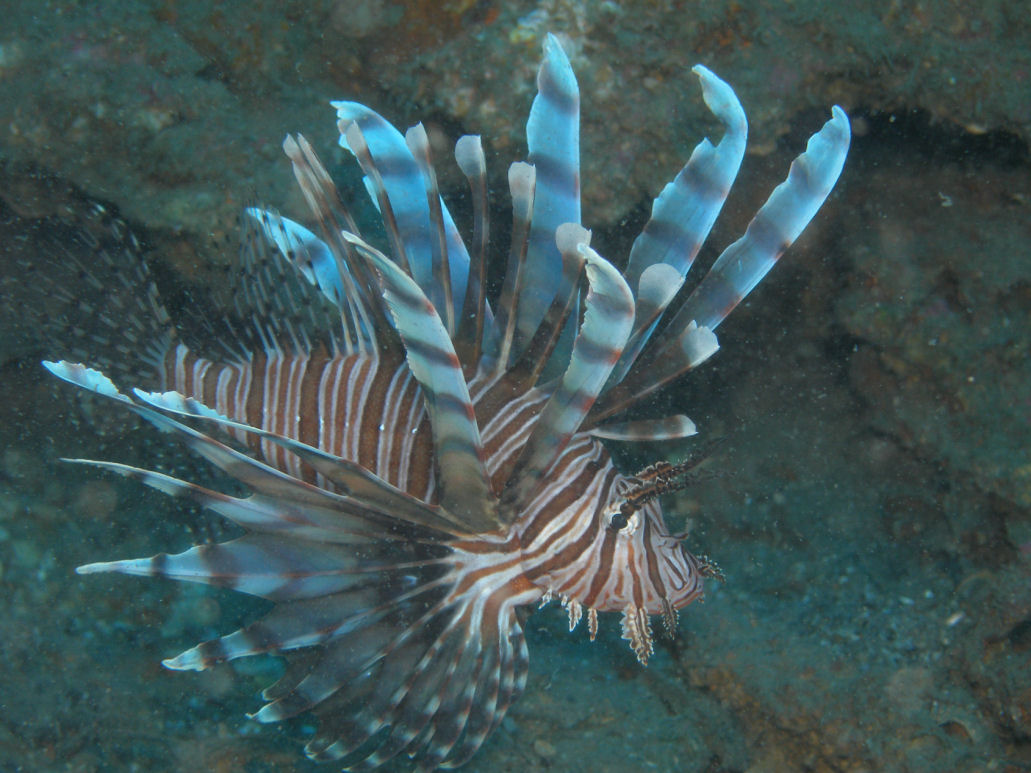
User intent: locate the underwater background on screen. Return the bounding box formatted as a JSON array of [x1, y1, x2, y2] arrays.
[[0, 1, 1028, 771]]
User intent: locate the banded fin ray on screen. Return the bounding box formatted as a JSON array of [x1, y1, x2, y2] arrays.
[[163, 572, 452, 671], [280, 133, 394, 354], [46, 361, 461, 536], [453, 134, 492, 371], [263, 595, 526, 770], [342, 120, 414, 277], [334, 103, 470, 325], [67, 459, 438, 545], [291, 608, 477, 766], [505, 224, 586, 391], [488, 162, 537, 376], [590, 105, 851, 422], [130, 386, 466, 532], [341, 233, 498, 531], [243, 209, 346, 318], [405, 123, 455, 335], [670, 105, 851, 333], [250, 543, 533, 769], [231, 208, 353, 358], [516, 33, 581, 366], [504, 226, 634, 506], [622, 65, 747, 290], [77, 532, 450, 602], [611, 65, 747, 383]]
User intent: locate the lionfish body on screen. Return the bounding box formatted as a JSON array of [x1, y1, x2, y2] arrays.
[[49, 36, 849, 770]]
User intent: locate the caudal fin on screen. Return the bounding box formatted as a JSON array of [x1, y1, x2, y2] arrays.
[[4, 198, 175, 387]]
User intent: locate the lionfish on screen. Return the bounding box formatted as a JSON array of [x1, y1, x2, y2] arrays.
[[46, 34, 848, 770]]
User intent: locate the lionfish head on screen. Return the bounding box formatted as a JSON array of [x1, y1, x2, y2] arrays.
[[513, 445, 718, 664], [598, 471, 715, 612]]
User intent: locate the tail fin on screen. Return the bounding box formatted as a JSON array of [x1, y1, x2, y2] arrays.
[[4, 199, 174, 387]]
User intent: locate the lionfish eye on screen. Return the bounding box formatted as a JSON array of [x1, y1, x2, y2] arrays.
[[608, 510, 630, 531]]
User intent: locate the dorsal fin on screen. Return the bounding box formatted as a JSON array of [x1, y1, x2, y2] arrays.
[[502, 236, 634, 508], [340, 233, 498, 532], [668, 105, 851, 332], [405, 124, 455, 335], [220, 208, 354, 360], [622, 66, 747, 292], [590, 106, 850, 422], [342, 120, 414, 276], [333, 103, 470, 325], [610, 65, 747, 383], [279, 134, 388, 354], [488, 162, 537, 376], [453, 135, 491, 374], [505, 222, 586, 391], [514, 33, 581, 365]]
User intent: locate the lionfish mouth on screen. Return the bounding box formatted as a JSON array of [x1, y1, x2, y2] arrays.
[[39, 31, 848, 772]]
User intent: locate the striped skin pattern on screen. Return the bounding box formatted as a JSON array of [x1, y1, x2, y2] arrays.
[[48, 34, 850, 771]]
